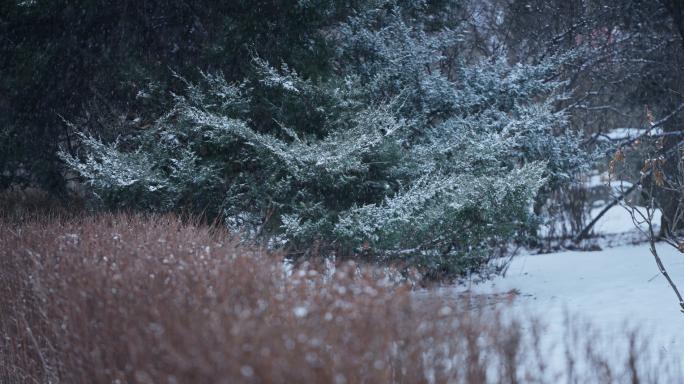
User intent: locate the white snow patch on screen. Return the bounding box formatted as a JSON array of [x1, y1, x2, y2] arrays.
[[453, 243, 684, 369], [293, 307, 308, 318], [601, 127, 663, 142]]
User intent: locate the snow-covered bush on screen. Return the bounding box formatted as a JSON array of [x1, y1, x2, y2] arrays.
[[61, 2, 592, 273]]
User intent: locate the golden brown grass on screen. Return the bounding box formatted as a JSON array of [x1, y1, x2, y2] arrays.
[[1, 204, 682, 383]]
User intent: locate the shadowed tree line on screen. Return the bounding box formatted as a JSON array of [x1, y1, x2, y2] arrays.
[[0, 0, 370, 195]]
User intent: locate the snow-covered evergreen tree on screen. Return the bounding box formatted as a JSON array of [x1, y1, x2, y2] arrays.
[[61, 1, 592, 273]]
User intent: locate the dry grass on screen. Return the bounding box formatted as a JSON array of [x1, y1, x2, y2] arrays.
[[1, 206, 682, 383]]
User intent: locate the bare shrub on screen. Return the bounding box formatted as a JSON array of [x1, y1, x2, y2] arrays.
[[1, 212, 682, 383], [607, 109, 684, 313]]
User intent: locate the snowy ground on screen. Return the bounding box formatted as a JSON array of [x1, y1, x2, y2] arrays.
[[463, 243, 684, 350], [429, 205, 684, 372]]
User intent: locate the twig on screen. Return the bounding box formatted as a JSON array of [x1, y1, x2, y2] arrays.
[[573, 182, 638, 243], [518, 253, 529, 276], [5, 227, 20, 238], [606, 127, 684, 313], [612, 180, 684, 312], [575, 122, 684, 242], [646, 215, 684, 313]]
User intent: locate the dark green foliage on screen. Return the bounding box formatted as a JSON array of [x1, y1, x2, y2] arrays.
[[0, 0, 368, 194], [61, 1, 595, 274]]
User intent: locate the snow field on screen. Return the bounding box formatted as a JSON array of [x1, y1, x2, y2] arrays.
[[444, 205, 684, 376]]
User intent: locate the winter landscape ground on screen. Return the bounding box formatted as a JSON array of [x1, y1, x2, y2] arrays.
[[429, 204, 684, 377]]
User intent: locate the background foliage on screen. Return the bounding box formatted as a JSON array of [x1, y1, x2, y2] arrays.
[[10, 0, 664, 272], [55, 1, 593, 273]]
